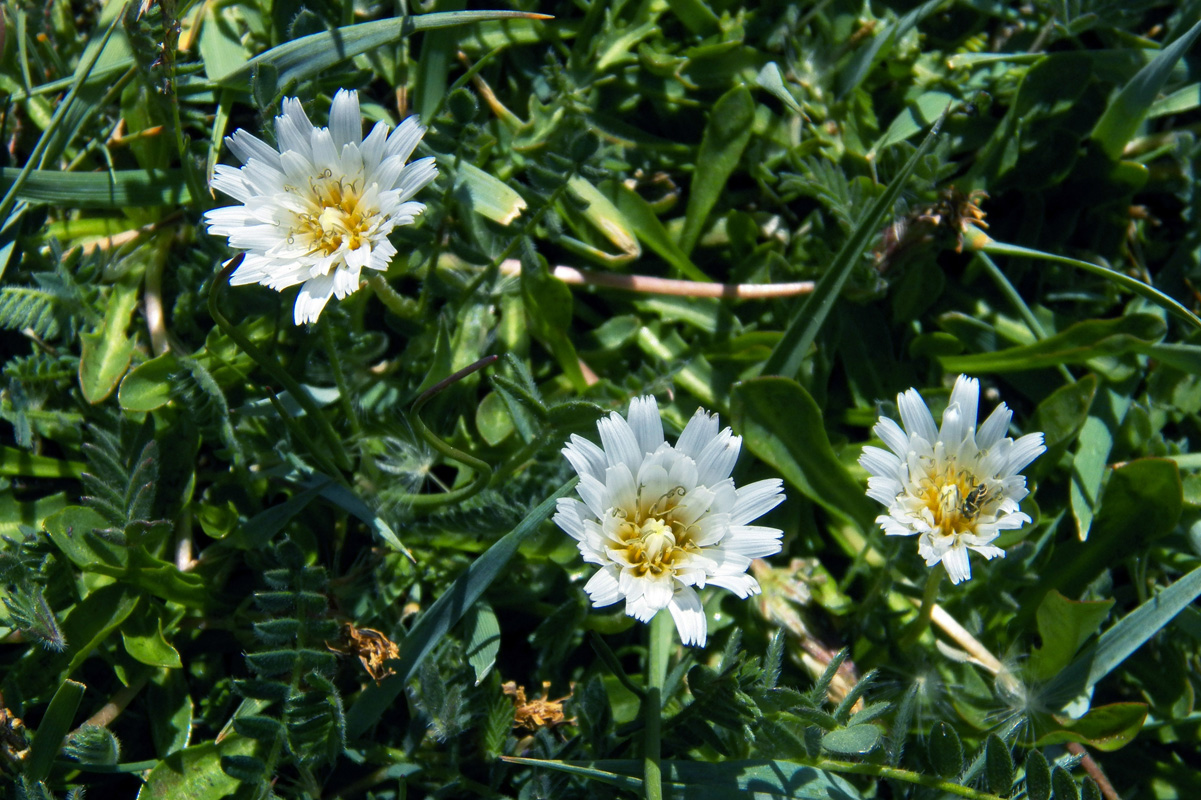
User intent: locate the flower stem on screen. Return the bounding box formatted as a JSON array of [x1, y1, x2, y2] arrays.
[[208, 257, 353, 473], [900, 565, 943, 649], [320, 318, 361, 437], [644, 612, 671, 800], [811, 757, 1008, 800]]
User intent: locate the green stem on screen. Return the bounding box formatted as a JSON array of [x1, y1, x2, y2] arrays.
[[972, 251, 1074, 384], [320, 318, 361, 436], [207, 257, 353, 473], [644, 612, 671, 800], [393, 356, 497, 508], [812, 757, 1008, 800], [367, 274, 421, 318], [899, 565, 943, 650]]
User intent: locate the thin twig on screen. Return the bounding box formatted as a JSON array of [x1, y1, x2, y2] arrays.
[[499, 259, 815, 299], [1066, 742, 1121, 800], [84, 671, 151, 728]]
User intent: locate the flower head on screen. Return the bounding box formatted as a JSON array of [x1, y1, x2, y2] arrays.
[[204, 90, 437, 324], [859, 375, 1045, 584], [553, 396, 785, 647]]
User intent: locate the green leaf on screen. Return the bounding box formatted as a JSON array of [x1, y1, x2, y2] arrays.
[[1042, 565, 1201, 711], [26, 679, 86, 781], [0, 445, 86, 479], [837, 0, 943, 96], [764, 117, 943, 378], [984, 734, 1015, 795], [118, 352, 179, 412], [456, 162, 527, 225], [1091, 18, 1201, 161], [1031, 375, 1097, 453], [1052, 766, 1081, 800], [939, 314, 1166, 373], [611, 181, 710, 282], [463, 601, 501, 686], [44, 506, 129, 569], [344, 479, 576, 737], [1028, 591, 1114, 683], [502, 757, 862, 799], [1035, 459, 1182, 603], [136, 736, 257, 800], [216, 12, 547, 90], [1026, 749, 1052, 800], [121, 603, 183, 669], [0, 167, 189, 207], [927, 722, 963, 778], [521, 252, 587, 392], [732, 377, 877, 529], [756, 62, 804, 115], [79, 274, 140, 404], [1033, 702, 1148, 752], [148, 670, 193, 757], [679, 85, 755, 255], [871, 91, 956, 155], [821, 724, 882, 756]]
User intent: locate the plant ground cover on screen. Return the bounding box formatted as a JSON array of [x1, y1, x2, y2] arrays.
[[3, 0, 1201, 798]]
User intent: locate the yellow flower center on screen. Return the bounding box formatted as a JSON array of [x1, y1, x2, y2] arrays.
[[611, 486, 698, 578], [294, 176, 377, 260], [918, 467, 990, 536]]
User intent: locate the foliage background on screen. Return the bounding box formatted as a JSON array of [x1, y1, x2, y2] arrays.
[[2, 0, 1201, 798]]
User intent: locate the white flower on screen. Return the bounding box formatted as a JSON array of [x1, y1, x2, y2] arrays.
[[553, 396, 785, 647], [858, 375, 1045, 584], [204, 90, 437, 325]]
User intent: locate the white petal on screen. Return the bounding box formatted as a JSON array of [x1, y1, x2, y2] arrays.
[[941, 547, 972, 584], [859, 446, 902, 479], [721, 525, 782, 558], [875, 417, 912, 457], [667, 587, 707, 647], [707, 571, 760, 598], [329, 89, 362, 147], [563, 435, 608, 483], [947, 375, 979, 436], [695, 428, 741, 486], [731, 479, 784, 525], [294, 273, 336, 324], [384, 115, 427, 164], [976, 403, 1013, 450], [676, 408, 719, 459], [626, 396, 665, 455], [553, 498, 587, 540], [1001, 433, 1046, 476], [584, 566, 623, 607], [598, 410, 642, 470], [576, 473, 609, 519], [897, 387, 938, 443]]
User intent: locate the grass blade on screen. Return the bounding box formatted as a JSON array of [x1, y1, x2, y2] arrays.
[[763, 113, 945, 378]]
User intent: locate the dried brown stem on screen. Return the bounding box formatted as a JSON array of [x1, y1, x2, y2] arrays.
[[500, 260, 815, 299]]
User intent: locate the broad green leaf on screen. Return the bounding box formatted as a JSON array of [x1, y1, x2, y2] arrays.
[[197, 1, 250, 82], [732, 378, 877, 530], [118, 352, 179, 412], [476, 391, 515, 446], [503, 757, 862, 799], [1041, 564, 1201, 711], [756, 62, 804, 115], [939, 314, 1166, 373], [984, 735, 1015, 796], [216, 12, 546, 90], [1026, 750, 1052, 800], [927, 721, 963, 778], [1031, 375, 1097, 454], [1148, 82, 1201, 119], [26, 679, 85, 782], [137, 736, 257, 800], [611, 182, 710, 282], [1091, 18, 1201, 160], [61, 584, 140, 676], [0, 445, 85, 479], [838, 0, 943, 96], [463, 601, 501, 686], [44, 506, 129, 569], [821, 724, 882, 756], [79, 274, 140, 404], [239, 481, 329, 550], [1033, 703, 1148, 752], [121, 547, 209, 609], [122, 603, 183, 669], [0, 492, 68, 539], [521, 253, 588, 392], [1044, 458, 1181, 601], [148, 670, 194, 757], [565, 176, 640, 262], [764, 117, 943, 378], [679, 85, 755, 255], [1028, 591, 1114, 682], [457, 162, 527, 225], [871, 91, 956, 155], [345, 479, 577, 737]]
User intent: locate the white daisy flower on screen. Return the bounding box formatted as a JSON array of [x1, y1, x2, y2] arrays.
[[204, 89, 437, 325], [859, 375, 1045, 584], [553, 396, 785, 647]]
